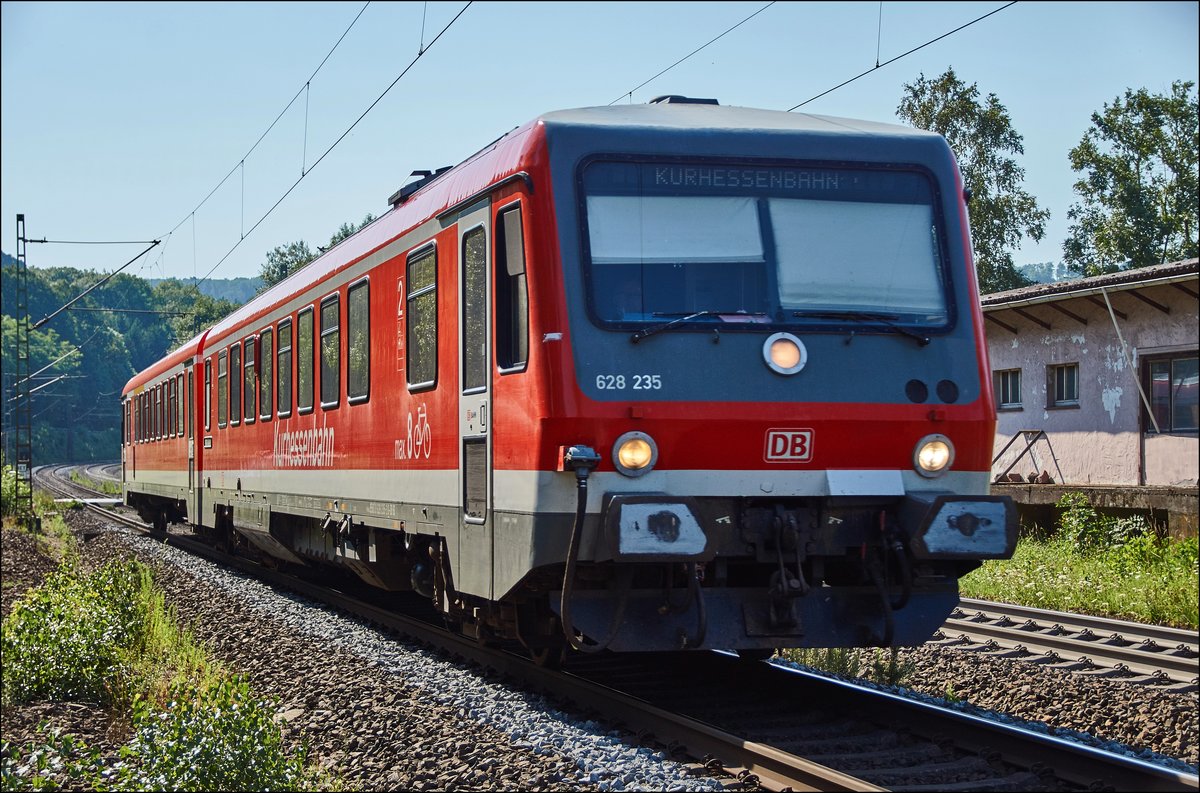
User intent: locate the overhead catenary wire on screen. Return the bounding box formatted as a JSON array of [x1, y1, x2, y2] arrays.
[[195, 1, 472, 289], [159, 1, 372, 243], [608, 2, 776, 106], [32, 241, 161, 329], [787, 1, 1017, 111]]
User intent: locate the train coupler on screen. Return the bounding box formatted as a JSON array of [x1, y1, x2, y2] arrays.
[[766, 511, 809, 629]]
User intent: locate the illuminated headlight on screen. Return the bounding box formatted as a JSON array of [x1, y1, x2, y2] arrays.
[[763, 332, 807, 375], [613, 431, 658, 477], [914, 434, 954, 477]]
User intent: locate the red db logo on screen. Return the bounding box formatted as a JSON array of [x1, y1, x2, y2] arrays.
[[765, 429, 814, 462]]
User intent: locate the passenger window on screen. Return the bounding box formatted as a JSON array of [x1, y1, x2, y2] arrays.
[[298, 308, 314, 413], [259, 328, 273, 421], [244, 336, 256, 424], [218, 351, 228, 428], [348, 280, 370, 403], [462, 227, 486, 392], [278, 320, 293, 417], [496, 204, 528, 370], [230, 344, 242, 424], [320, 295, 340, 408], [177, 373, 185, 437], [407, 245, 438, 389]]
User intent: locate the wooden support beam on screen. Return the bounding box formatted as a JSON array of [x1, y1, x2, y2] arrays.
[[1127, 290, 1170, 314], [1172, 282, 1198, 299], [985, 313, 1018, 334], [1087, 295, 1126, 320], [1048, 302, 1087, 325], [1013, 307, 1052, 330]]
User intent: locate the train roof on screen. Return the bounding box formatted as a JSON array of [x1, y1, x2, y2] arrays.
[[540, 101, 937, 139], [122, 329, 206, 395]]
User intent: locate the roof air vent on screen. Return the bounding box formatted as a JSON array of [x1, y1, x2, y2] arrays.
[[649, 95, 719, 105]]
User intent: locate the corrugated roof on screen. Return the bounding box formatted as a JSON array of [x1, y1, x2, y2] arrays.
[[981, 258, 1198, 309]]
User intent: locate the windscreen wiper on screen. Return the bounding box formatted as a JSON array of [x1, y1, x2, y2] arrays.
[[791, 310, 930, 346], [630, 310, 767, 344]]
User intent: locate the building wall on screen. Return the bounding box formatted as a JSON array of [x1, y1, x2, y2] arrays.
[[987, 281, 1198, 487]]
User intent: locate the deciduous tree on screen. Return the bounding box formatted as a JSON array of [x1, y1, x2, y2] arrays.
[[897, 68, 1049, 294], [1063, 81, 1198, 275]]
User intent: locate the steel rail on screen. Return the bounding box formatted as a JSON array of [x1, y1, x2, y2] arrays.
[[946, 598, 1199, 684]]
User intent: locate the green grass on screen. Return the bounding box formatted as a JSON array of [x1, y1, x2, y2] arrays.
[[1, 515, 334, 790], [960, 529, 1198, 629], [781, 646, 917, 687], [68, 470, 121, 497]]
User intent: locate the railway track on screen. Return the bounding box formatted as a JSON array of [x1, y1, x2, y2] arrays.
[[33, 464, 1200, 792], [936, 599, 1199, 690]]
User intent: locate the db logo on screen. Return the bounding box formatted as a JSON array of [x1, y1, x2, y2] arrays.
[[765, 429, 814, 462]]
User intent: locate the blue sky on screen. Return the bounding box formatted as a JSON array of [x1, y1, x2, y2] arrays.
[[2, 1, 1197, 282]]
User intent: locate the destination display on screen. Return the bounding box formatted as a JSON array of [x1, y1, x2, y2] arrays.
[[583, 159, 935, 204]]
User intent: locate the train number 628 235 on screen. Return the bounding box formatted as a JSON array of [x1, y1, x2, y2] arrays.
[[596, 374, 663, 390]]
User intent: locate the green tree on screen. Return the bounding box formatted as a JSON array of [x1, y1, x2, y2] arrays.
[[897, 68, 1050, 294], [326, 213, 376, 250], [255, 214, 377, 294], [256, 240, 315, 294], [1063, 80, 1199, 275], [151, 279, 237, 346]]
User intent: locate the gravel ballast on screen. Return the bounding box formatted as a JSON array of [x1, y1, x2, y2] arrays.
[[3, 512, 1197, 789]]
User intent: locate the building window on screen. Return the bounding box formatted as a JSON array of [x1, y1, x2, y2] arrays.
[[407, 245, 438, 390], [1048, 363, 1078, 408], [1146, 353, 1198, 432], [320, 294, 341, 408], [994, 368, 1021, 410], [348, 280, 370, 403]]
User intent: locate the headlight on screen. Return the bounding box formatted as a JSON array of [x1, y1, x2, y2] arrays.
[[763, 332, 807, 375], [613, 431, 657, 477], [914, 434, 954, 478]]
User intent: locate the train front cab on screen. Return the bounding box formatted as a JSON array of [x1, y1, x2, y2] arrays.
[[526, 104, 1019, 654]]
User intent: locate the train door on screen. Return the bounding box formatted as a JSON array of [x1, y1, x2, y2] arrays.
[[186, 366, 195, 498], [457, 201, 493, 599], [121, 398, 128, 486]]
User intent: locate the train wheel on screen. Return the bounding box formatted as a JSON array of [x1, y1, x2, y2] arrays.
[[735, 648, 776, 662], [152, 509, 168, 536]]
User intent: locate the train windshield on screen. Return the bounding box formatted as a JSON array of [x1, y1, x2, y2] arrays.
[[581, 160, 949, 329]]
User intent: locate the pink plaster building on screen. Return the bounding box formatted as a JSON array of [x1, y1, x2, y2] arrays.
[[982, 259, 1198, 533]]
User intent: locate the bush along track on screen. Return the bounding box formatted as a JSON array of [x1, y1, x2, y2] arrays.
[[0, 551, 329, 791]]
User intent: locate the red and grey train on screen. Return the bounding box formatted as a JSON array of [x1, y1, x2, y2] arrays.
[[121, 96, 1016, 663]]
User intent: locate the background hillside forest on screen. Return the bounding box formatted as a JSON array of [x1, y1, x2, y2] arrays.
[[0, 251, 245, 463]]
